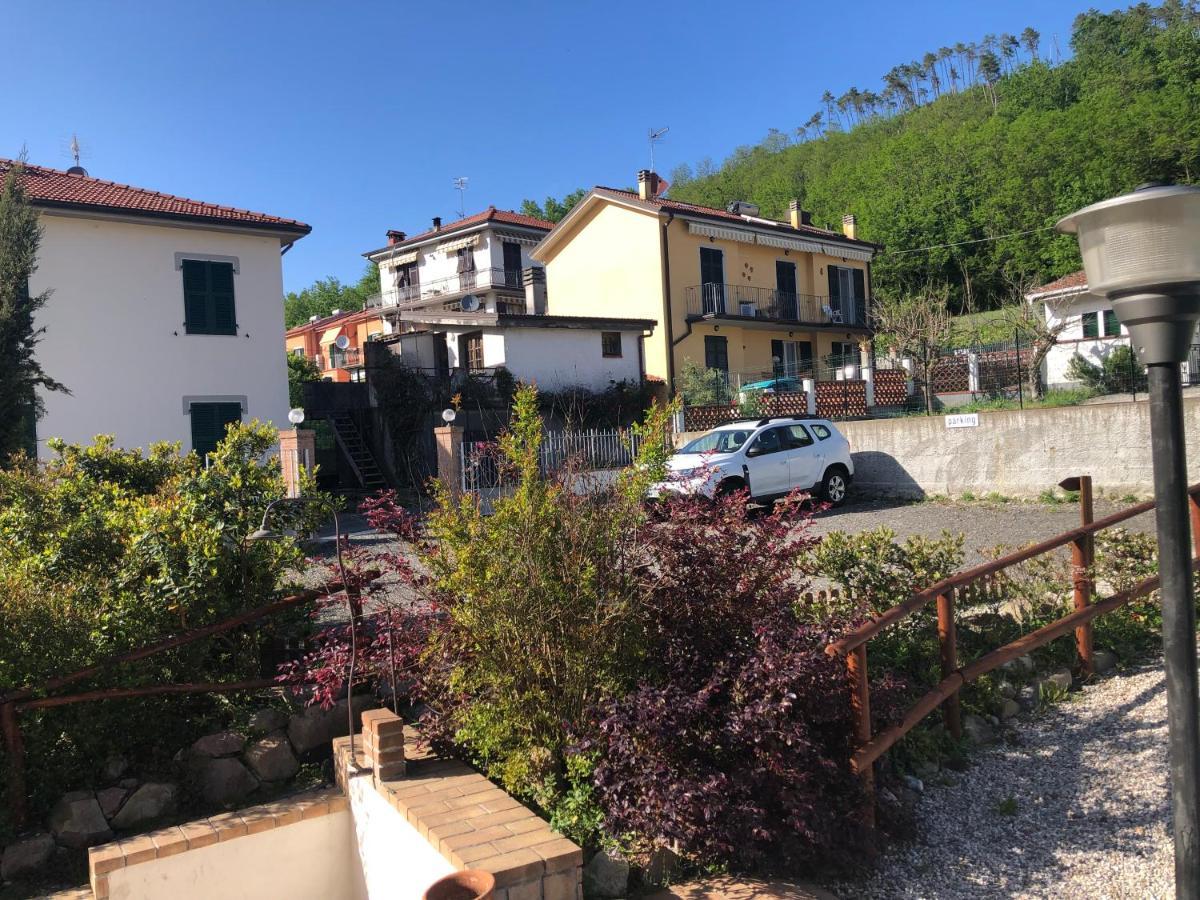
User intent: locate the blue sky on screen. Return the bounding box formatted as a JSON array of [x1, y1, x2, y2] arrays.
[[2, 1, 1083, 294]]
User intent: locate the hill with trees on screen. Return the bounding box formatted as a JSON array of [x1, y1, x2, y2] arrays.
[[666, 1, 1199, 312]]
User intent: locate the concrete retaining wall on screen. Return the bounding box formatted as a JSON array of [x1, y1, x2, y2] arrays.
[[837, 397, 1200, 499]]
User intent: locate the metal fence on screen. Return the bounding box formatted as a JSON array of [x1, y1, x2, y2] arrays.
[[460, 428, 651, 492]]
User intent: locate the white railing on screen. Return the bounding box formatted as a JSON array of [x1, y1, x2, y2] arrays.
[[459, 427, 650, 492]]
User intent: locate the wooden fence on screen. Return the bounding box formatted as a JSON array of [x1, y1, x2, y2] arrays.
[[824, 476, 1186, 825], [0, 574, 377, 828]]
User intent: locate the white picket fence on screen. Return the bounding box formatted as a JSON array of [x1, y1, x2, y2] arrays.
[[459, 428, 649, 492]]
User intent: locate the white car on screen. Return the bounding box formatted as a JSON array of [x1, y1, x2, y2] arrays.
[[652, 417, 854, 506]]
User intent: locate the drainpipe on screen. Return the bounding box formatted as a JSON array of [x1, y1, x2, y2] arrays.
[[659, 212, 676, 394]]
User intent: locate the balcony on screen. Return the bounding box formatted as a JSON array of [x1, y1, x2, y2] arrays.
[[330, 347, 364, 370], [379, 267, 525, 310], [683, 284, 869, 328]]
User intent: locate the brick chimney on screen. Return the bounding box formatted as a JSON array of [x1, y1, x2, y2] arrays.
[[386, 230, 406, 245], [432, 216, 442, 231], [523, 267, 547, 315], [842, 214, 858, 241], [637, 169, 661, 201]]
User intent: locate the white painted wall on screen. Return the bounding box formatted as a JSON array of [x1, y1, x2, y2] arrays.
[[347, 771, 455, 900], [1041, 293, 1131, 387], [30, 213, 291, 457], [431, 326, 642, 390], [106, 811, 364, 900]]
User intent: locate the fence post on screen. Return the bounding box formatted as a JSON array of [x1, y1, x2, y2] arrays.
[[2, 702, 28, 828], [846, 644, 875, 827], [1190, 488, 1200, 561], [434, 424, 464, 495], [1072, 475, 1096, 677], [937, 591, 962, 740]]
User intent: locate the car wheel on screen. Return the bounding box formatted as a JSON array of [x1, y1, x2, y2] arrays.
[[820, 468, 849, 507]]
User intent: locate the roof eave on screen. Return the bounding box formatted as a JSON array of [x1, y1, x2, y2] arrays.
[[34, 199, 311, 243]]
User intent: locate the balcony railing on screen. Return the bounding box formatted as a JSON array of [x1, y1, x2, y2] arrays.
[[683, 283, 868, 327], [379, 267, 525, 309]]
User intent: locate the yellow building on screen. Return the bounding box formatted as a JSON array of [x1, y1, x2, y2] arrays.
[[532, 170, 879, 394]]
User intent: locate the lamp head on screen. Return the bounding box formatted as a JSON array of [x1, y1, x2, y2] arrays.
[[441, 408, 457, 424], [288, 408, 305, 426], [247, 526, 283, 542], [1057, 183, 1200, 364]]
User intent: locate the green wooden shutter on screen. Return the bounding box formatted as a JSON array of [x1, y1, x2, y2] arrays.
[[190, 402, 243, 458], [827, 265, 839, 303], [771, 339, 784, 372], [1103, 310, 1121, 337], [852, 269, 866, 323], [1082, 312, 1099, 339], [209, 263, 237, 334], [182, 260, 210, 334]]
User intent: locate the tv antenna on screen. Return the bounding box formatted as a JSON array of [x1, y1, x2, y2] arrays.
[[452, 176, 469, 218], [648, 126, 669, 172]]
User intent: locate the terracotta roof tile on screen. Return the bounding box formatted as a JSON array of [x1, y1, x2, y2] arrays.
[[1027, 270, 1088, 297], [381, 207, 554, 251], [592, 187, 874, 246], [0, 159, 310, 234]]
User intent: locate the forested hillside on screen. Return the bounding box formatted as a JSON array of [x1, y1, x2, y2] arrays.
[[667, 1, 1200, 312]]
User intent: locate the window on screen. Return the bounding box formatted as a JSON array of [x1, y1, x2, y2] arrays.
[[771, 339, 813, 377], [291, 347, 305, 356], [460, 332, 484, 371], [1081, 311, 1099, 339], [457, 248, 476, 290], [750, 426, 789, 455], [700, 247, 725, 314], [502, 242, 523, 287], [786, 424, 814, 447], [1103, 310, 1121, 337], [704, 335, 729, 372], [182, 260, 236, 335], [679, 429, 750, 454], [811, 423, 832, 441], [827, 265, 866, 325], [190, 401, 242, 459], [601, 332, 622, 358]]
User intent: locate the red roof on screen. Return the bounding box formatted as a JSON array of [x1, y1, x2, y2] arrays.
[[592, 187, 873, 246], [0, 159, 310, 235], [1027, 270, 1088, 297], [376, 207, 554, 253]]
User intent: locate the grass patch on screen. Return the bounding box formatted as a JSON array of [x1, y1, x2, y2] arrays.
[[996, 796, 1020, 817]]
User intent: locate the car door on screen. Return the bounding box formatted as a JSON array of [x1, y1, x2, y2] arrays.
[[743, 426, 791, 497], [784, 423, 822, 491]]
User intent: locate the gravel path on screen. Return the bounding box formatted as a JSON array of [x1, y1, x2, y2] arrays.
[[811, 497, 1155, 562], [832, 658, 1174, 899]]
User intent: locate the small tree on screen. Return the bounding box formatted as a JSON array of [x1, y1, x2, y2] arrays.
[[287, 352, 321, 408], [991, 276, 1071, 400], [872, 287, 953, 414], [0, 160, 67, 460]]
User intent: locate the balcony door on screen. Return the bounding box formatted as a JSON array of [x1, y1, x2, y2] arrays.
[[502, 242, 523, 289], [700, 247, 725, 315], [771, 339, 812, 378], [828, 265, 866, 325], [774, 261, 798, 320]]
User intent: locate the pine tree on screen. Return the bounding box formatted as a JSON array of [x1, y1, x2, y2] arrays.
[[0, 160, 66, 460]]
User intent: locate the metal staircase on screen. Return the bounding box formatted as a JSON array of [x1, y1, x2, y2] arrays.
[[328, 412, 387, 490]]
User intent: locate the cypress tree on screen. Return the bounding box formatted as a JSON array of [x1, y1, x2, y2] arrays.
[[0, 160, 67, 460]]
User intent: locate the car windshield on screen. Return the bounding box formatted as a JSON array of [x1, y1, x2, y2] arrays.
[[677, 429, 751, 454]]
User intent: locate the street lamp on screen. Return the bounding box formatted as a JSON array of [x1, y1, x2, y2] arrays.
[[1058, 183, 1200, 897]]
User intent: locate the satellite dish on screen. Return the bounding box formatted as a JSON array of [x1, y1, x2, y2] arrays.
[[334, 334, 350, 350], [461, 294, 481, 312]]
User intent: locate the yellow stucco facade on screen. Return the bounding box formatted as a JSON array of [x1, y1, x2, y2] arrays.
[[535, 192, 874, 390]]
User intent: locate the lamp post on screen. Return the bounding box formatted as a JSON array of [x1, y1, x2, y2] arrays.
[[1058, 183, 1200, 897]]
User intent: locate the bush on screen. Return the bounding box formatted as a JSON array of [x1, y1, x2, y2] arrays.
[[1065, 344, 1147, 394], [0, 423, 321, 831], [676, 359, 731, 407]]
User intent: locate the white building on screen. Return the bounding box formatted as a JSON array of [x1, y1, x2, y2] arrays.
[[365, 208, 654, 390], [12, 159, 310, 458], [1029, 270, 1131, 387]]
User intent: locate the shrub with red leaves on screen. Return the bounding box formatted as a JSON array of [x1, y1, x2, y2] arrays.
[[584, 490, 864, 869]]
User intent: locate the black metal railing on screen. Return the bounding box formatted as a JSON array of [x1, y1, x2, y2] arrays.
[[683, 283, 868, 327], [381, 267, 525, 308]]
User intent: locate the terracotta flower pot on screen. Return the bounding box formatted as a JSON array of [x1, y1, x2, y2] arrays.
[[423, 869, 496, 900]]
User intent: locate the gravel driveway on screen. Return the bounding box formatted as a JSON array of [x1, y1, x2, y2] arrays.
[[832, 657, 1173, 899], [811, 497, 1155, 563]]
